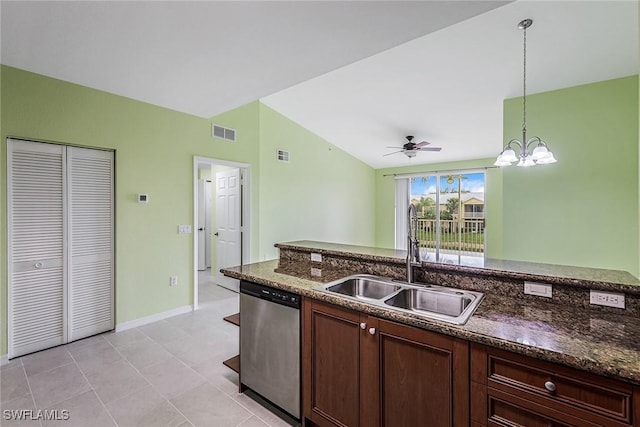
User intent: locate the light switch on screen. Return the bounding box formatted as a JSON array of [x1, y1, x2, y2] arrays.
[[178, 225, 192, 234]]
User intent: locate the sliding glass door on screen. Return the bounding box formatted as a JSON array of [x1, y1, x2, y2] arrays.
[[396, 170, 485, 264]]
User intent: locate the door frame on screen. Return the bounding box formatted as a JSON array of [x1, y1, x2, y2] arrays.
[[192, 156, 250, 310]]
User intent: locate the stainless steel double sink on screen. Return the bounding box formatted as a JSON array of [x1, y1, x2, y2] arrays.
[[316, 274, 483, 325]]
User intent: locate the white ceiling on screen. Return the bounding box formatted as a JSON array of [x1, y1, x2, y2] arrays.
[[263, 0, 639, 168], [1, 1, 638, 169], [0, 0, 506, 118]]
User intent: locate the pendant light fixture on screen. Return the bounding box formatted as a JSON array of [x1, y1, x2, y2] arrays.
[[495, 19, 557, 168]]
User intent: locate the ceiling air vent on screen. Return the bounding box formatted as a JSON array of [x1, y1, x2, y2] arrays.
[[277, 149, 290, 163], [212, 124, 236, 142]]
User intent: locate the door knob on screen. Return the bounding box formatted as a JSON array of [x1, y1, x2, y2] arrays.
[[369, 328, 376, 335], [360, 322, 366, 330], [34, 262, 43, 269], [544, 381, 556, 392]]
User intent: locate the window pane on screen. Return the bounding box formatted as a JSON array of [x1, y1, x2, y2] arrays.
[[404, 171, 485, 263], [410, 176, 437, 218]]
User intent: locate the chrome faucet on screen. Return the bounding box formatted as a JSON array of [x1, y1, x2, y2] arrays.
[[407, 204, 421, 283]]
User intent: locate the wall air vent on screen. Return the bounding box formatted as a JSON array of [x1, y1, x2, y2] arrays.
[[277, 149, 290, 163], [212, 124, 236, 142]]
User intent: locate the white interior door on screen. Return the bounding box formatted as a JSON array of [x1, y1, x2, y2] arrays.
[[8, 139, 66, 357], [204, 180, 212, 268], [197, 179, 206, 271], [67, 146, 114, 341], [215, 169, 241, 292]]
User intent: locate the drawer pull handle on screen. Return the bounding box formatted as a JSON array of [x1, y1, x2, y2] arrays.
[[369, 327, 376, 335], [360, 322, 366, 330], [34, 262, 43, 269], [544, 381, 556, 392]]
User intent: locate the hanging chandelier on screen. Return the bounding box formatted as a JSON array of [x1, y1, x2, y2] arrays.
[[494, 19, 556, 168]]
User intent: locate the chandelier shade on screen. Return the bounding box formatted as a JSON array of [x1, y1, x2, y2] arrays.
[[495, 19, 557, 168]]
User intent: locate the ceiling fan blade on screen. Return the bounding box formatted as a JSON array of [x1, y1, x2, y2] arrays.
[[386, 146, 404, 149], [415, 141, 431, 147], [418, 147, 442, 152], [384, 150, 403, 156]]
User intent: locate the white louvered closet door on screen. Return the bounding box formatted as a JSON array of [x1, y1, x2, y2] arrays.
[[8, 139, 114, 358], [67, 147, 114, 341], [8, 140, 66, 358]]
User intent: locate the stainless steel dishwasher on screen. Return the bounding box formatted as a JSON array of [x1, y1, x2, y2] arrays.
[[240, 280, 301, 419]]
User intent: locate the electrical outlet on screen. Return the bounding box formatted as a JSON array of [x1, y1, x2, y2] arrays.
[[524, 281, 552, 298], [170, 276, 178, 287], [590, 290, 625, 309]]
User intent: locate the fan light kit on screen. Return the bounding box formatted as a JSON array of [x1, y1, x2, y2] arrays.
[[385, 136, 442, 158], [494, 19, 557, 168]]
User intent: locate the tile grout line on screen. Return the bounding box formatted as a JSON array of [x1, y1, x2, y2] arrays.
[[224, 387, 280, 427], [22, 349, 76, 384], [19, 360, 43, 427], [135, 302, 262, 427], [107, 327, 197, 427], [67, 346, 120, 427], [232, 413, 255, 427], [194, 288, 275, 425], [23, 350, 77, 407], [97, 332, 155, 406]]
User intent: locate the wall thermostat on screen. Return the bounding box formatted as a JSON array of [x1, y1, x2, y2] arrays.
[[137, 193, 149, 203]]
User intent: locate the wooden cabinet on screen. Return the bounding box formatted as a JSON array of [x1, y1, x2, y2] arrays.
[[471, 344, 640, 427], [303, 299, 469, 427]]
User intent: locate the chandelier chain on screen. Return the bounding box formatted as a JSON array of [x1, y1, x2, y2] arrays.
[[522, 23, 527, 135]]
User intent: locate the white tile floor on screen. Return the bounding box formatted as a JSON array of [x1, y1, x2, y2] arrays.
[[1, 270, 298, 427]]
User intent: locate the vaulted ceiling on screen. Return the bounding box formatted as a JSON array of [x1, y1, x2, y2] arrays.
[[2, 1, 637, 168]]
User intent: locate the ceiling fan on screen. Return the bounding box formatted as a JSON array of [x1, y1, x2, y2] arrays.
[[385, 135, 442, 158]]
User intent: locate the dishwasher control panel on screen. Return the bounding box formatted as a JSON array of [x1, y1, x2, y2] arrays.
[[241, 280, 301, 309]]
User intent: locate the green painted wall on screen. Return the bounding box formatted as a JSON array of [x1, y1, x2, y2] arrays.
[[373, 159, 503, 259], [0, 66, 376, 356], [374, 76, 638, 278], [208, 103, 262, 265], [502, 76, 638, 276], [258, 104, 376, 260], [0, 66, 261, 356]]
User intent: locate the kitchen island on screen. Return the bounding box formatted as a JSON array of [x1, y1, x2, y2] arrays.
[[223, 241, 640, 427]]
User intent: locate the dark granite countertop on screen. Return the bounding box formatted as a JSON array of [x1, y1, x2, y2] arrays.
[[223, 259, 640, 385], [276, 240, 640, 293]]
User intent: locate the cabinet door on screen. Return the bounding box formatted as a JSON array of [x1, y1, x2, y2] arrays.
[[303, 300, 362, 427], [377, 319, 469, 427]]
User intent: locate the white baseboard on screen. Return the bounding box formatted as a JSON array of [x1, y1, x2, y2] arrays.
[[0, 306, 193, 363], [115, 305, 193, 332]]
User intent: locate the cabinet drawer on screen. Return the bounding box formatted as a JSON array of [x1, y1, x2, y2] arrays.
[[486, 388, 601, 427], [482, 347, 634, 425]]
